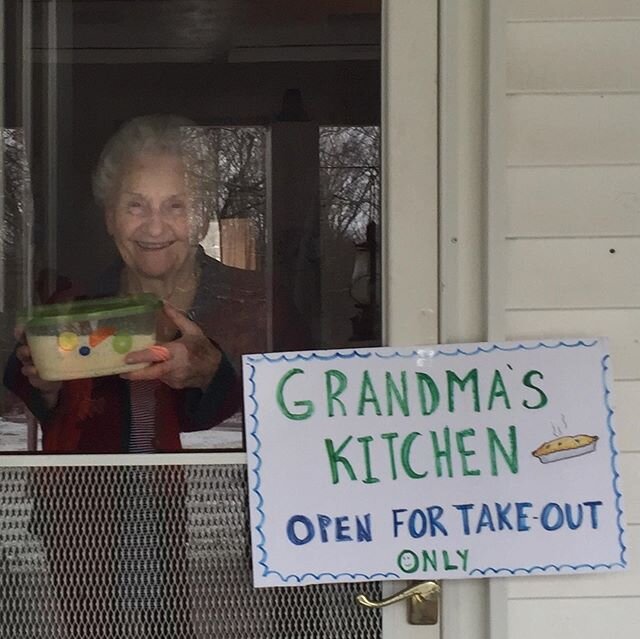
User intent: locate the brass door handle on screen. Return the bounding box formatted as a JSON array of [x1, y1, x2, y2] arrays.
[[356, 581, 440, 625]]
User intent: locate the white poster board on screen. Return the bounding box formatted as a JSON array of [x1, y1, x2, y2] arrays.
[[243, 338, 627, 587]]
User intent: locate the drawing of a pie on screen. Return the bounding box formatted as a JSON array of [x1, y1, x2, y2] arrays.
[[532, 434, 599, 464]]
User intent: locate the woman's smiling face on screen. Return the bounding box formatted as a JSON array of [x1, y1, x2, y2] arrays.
[[106, 152, 195, 281]]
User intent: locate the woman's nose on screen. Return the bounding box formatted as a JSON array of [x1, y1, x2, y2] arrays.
[[143, 207, 165, 236]]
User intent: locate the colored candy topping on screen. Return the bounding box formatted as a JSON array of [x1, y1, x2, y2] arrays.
[[56, 328, 135, 357], [58, 331, 78, 352], [89, 326, 117, 348], [112, 331, 133, 354]]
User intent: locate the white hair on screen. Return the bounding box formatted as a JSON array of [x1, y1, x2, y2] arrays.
[[93, 114, 215, 241], [92, 114, 197, 207]]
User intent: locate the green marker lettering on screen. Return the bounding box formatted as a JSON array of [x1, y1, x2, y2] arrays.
[[456, 428, 480, 476], [488, 426, 519, 475], [324, 437, 356, 484], [431, 427, 453, 478], [325, 369, 348, 417], [488, 369, 511, 410], [386, 371, 410, 416], [276, 368, 314, 420], [382, 432, 400, 480], [357, 435, 380, 484], [422, 550, 438, 571], [400, 432, 428, 479], [522, 370, 548, 409], [447, 369, 480, 413], [417, 372, 440, 416], [358, 371, 382, 416]]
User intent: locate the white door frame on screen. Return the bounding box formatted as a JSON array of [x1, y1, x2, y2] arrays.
[[383, 0, 439, 349], [439, 1, 509, 639], [485, 1, 509, 638], [381, 0, 439, 636]]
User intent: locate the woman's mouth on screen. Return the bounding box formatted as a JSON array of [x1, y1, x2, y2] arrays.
[[135, 241, 174, 251]]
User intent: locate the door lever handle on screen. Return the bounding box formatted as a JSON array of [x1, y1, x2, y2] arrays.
[[356, 581, 440, 625]]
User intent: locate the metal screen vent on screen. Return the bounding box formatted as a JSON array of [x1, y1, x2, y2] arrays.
[[0, 464, 382, 638]]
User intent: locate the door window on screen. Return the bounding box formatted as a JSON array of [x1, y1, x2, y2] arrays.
[[0, 0, 382, 454]]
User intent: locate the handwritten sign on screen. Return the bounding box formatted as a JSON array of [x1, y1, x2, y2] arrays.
[[243, 339, 627, 587]]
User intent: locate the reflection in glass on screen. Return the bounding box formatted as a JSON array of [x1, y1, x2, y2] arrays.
[[320, 126, 381, 344], [320, 126, 381, 244], [194, 126, 267, 271], [1, 129, 39, 451], [1, 2, 382, 455], [1, 128, 34, 310]]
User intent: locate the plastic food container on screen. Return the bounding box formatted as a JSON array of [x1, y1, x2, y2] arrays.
[[24, 294, 161, 381]]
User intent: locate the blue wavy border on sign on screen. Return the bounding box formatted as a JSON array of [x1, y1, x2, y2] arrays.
[[246, 339, 627, 584]]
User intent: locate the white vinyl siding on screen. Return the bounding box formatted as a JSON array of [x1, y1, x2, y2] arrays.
[[501, 1, 640, 637], [508, 599, 640, 639], [508, 95, 640, 166], [505, 310, 640, 380], [507, 1, 640, 22], [505, 238, 640, 308], [507, 22, 640, 92], [507, 166, 640, 238], [508, 526, 640, 598]]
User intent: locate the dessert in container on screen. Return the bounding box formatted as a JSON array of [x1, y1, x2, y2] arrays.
[[23, 294, 161, 381]]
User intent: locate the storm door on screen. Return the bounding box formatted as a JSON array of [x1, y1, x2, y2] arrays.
[[0, 1, 438, 637]]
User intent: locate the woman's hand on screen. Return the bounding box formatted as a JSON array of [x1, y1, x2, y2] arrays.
[[14, 329, 62, 409], [121, 301, 222, 391]]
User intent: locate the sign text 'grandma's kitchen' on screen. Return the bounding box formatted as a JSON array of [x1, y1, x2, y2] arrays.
[[243, 339, 626, 587]]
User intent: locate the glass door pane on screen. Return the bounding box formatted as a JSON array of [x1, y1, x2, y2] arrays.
[[1, 0, 383, 453]]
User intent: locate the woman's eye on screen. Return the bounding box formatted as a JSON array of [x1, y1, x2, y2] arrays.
[[169, 201, 185, 214], [127, 201, 144, 213]]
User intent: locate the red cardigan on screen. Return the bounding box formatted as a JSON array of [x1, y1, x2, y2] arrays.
[[5, 350, 240, 453]]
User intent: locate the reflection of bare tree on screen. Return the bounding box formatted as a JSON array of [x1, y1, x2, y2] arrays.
[[208, 126, 380, 247], [180, 125, 380, 270], [1, 129, 35, 419], [319, 126, 380, 244], [1, 129, 34, 313], [2, 129, 34, 251], [215, 128, 266, 227], [180, 126, 266, 259]]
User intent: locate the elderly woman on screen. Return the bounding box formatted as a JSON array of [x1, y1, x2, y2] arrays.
[[5, 114, 253, 453]]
